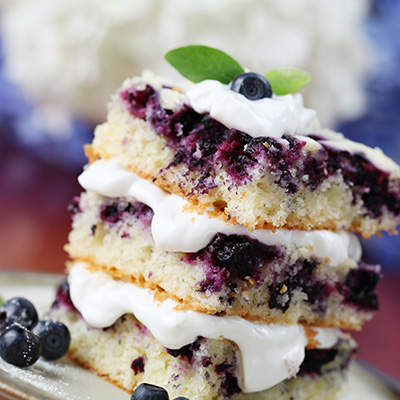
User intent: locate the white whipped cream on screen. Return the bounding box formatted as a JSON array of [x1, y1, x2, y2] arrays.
[[186, 79, 320, 138], [69, 263, 339, 393], [78, 159, 361, 266]]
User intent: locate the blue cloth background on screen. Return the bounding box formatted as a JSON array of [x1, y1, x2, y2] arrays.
[[338, 0, 400, 270]]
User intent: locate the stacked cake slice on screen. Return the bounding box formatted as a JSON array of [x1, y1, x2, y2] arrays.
[[50, 50, 400, 400]]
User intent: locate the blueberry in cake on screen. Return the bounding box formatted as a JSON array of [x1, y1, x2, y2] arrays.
[[49, 46, 399, 400]]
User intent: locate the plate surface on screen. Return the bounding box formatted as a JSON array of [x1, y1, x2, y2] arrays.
[[0, 271, 399, 400]]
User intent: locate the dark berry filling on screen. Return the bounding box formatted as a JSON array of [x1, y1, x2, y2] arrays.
[[215, 362, 241, 397], [299, 348, 338, 376], [121, 84, 203, 145], [341, 263, 381, 310], [121, 85, 400, 217], [97, 200, 154, 237], [166, 338, 202, 362], [51, 282, 76, 312], [321, 145, 400, 218], [183, 233, 283, 294], [268, 259, 334, 314], [131, 356, 146, 375], [299, 338, 357, 378], [99, 201, 153, 226], [68, 196, 81, 215]]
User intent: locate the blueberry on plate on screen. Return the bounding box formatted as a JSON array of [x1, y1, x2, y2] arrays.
[[173, 397, 190, 400], [0, 322, 42, 367], [131, 383, 169, 400], [0, 297, 39, 332], [230, 72, 272, 100], [31, 320, 71, 360]]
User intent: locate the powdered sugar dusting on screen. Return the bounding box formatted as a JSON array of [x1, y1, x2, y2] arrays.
[[0, 356, 127, 399], [0, 358, 74, 399]]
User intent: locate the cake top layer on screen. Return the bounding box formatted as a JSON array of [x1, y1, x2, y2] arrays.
[[89, 45, 400, 235], [115, 69, 400, 179]]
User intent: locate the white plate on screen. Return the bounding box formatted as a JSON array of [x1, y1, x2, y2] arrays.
[[0, 272, 399, 400]]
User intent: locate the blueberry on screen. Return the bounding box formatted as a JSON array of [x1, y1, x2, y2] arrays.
[[0, 323, 42, 367], [230, 72, 272, 100], [31, 320, 70, 360], [173, 398, 190, 400], [0, 297, 39, 333], [131, 383, 169, 400]]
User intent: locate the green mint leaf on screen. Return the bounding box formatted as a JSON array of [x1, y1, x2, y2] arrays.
[[264, 68, 311, 95], [165, 45, 244, 84]]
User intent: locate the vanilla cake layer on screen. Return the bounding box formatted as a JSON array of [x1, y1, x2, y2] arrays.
[[66, 190, 380, 330], [50, 285, 357, 400], [86, 72, 400, 237]]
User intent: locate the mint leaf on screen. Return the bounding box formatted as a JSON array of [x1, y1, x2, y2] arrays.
[[165, 45, 244, 84], [265, 68, 311, 95]]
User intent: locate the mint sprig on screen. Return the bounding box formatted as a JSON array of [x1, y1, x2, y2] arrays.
[[165, 45, 244, 84], [265, 69, 311, 95], [165, 45, 311, 94]]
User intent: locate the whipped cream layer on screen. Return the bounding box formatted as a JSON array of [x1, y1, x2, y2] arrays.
[[187, 79, 320, 139], [69, 263, 339, 393], [79, 159, 362, 266]]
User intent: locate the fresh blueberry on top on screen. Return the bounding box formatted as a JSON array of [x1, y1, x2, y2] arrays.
[[31, 320, 71, 361], [230, 72, 272, 100], [0, 297, 39, 333], [0, 322, 42, 367], [131, 383, 169, 400]]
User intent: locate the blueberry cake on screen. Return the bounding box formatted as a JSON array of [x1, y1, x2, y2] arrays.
[[86, 70, 400, 238], [49, 47, 399, 400]]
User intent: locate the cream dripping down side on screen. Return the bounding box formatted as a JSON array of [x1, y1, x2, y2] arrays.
[[78, 158, 361, 266], [69, 263, 339, 393]]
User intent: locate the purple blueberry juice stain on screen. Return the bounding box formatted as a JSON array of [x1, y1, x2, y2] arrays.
[[166, 337, 202, 362], [51, 282, 76, 312], [99, 200, 154, 233], [268, 259, 332, 314], [341, 263, 381, 310], [215, 361, 241, 397], [134, 322, 149, 336], [91, 224, 97, 236], [201, 355, 212, 368], [121, 84, 400, 218], [99, 203, 121, 224], [321, 145, 400, 218], [166, 343, 194, 361], [131, 356, 145, 375], [184, 233, 283, 294], [121, 85, 203, 144], [299, 348, 338, 376], [68, 195, 81, 215], [299, 338, 357, 378]]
